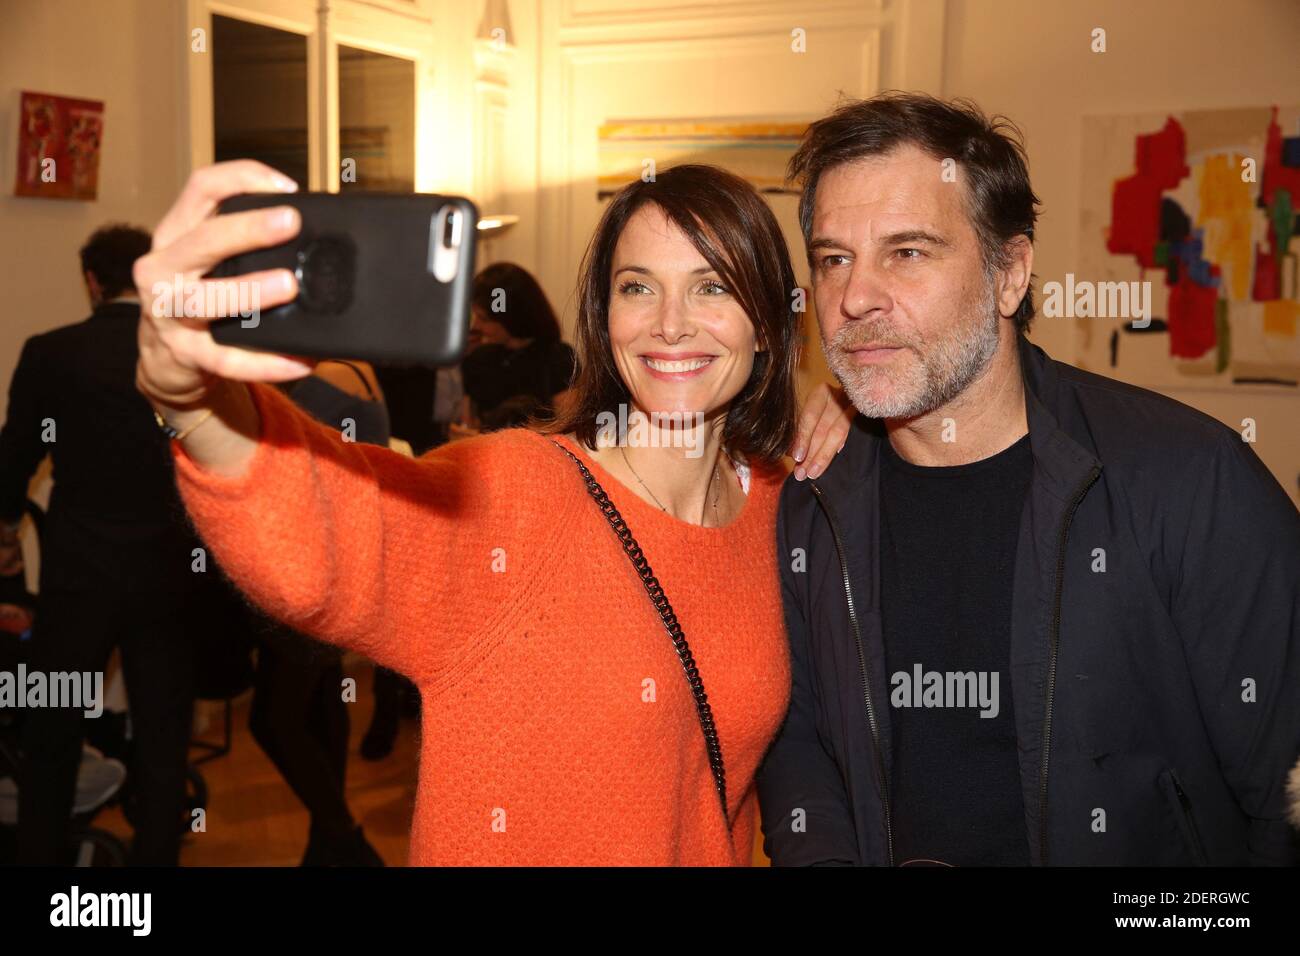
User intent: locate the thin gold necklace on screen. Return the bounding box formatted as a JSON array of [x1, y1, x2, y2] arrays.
[[619, 444, 722, 523]]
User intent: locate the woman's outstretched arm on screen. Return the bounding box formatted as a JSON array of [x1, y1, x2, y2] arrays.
[[167, 377, 549, 683], [134, 160, 564, 683]]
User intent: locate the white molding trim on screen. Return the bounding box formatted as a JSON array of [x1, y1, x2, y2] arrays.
[[184, 0, 319, 180], [474, 37, 517, 90], [556, 1, 886, 46], [335, 0, 435, 23], [559, 0, 882, 30], [185, 0, 437, 192], [536, 9, 889, 329], [473, 36, 516, 242], [328, 4, 435, 192], [315, 4, 333, 191]]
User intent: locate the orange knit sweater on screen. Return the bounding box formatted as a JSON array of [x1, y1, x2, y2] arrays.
[[171, 383, 791, 866]]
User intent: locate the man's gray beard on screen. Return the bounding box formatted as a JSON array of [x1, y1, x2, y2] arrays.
[[821, 281, 1001, 421]]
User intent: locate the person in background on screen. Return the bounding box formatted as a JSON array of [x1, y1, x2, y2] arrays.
[[461, 262, 575, 427], [373, 364, 440, 456], [0, 224, 200, 865], [477, 394, 545, 433], [363, 362, 443, 761], [249, 358, 388, 865]]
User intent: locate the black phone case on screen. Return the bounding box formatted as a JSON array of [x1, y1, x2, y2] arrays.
[[209, 192, 477, 367]]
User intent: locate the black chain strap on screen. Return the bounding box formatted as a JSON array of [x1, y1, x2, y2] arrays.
[[551, 440, 728, 821]]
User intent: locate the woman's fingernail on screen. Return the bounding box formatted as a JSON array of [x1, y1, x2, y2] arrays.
[[794, 465, 806, 481], [267, 206, 297, 231], [265, 269, 293, 295], [792, 446, 806, 462], [259, 270, 290, 296]]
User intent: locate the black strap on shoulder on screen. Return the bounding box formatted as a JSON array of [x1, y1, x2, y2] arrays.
[[550, 439, 728, 822], [324, 359, 378, 401]]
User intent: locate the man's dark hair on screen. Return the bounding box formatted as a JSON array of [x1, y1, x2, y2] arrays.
[[79, 224, 152, 300], [788, 91, 1041, 332]]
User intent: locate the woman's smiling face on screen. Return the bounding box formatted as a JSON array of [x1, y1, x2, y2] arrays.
[[607, 203, 759, 421]]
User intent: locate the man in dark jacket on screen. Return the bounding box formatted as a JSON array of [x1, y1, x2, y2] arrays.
[[757, 93, 1300, 867], [0, 224, 200, 864]]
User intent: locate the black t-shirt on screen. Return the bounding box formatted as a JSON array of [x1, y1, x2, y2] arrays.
[[879, 432, 1032, 866]]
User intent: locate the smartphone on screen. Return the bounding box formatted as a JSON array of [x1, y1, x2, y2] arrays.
[[209, 192, 477, 367]]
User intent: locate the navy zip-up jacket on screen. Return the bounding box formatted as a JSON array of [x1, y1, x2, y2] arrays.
[[757, 337, 1300, 866]]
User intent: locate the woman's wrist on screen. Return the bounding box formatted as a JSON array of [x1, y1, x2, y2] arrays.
[[144, 382, 217, 438], [152, 405, 216, 441], [147, 378, 262, 476]]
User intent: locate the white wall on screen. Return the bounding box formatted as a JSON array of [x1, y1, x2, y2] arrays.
[[0, 0, 189, 418], [943, 0, 1300, 501]]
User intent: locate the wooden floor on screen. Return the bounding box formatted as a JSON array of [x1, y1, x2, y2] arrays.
[[93, 653, 769, 866], [97, 654, 418, 867]]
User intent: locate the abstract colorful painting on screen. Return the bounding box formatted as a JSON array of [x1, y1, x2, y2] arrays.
[[1077, 106, 1300, 387], [596, 119, 806, 199], [14, 91, 105, 201]]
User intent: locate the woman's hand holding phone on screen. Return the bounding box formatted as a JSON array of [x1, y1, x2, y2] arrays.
[[134, 161, 318, 475]]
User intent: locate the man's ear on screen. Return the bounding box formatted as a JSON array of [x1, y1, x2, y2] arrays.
[[84, 270, 103, 306], [997, 236, 1033, 320]]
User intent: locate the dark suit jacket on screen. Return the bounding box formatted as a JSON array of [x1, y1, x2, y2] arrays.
[[0, 300, 199, 594]]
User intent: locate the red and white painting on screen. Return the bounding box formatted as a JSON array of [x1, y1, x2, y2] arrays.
[[14, 90, 104, 201]]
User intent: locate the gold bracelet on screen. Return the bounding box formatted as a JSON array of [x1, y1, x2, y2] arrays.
[[153, 407, 215, 442]]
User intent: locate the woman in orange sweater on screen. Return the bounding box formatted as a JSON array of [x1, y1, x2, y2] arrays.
[[133, 160, 849, 865]]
